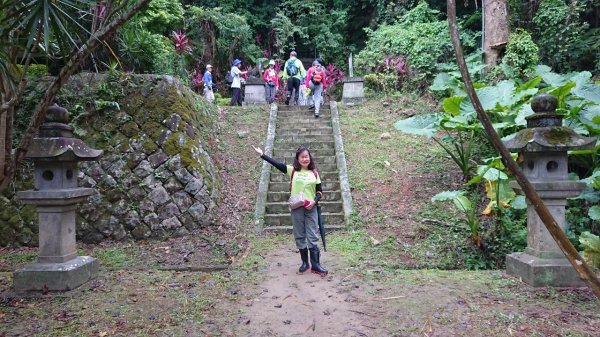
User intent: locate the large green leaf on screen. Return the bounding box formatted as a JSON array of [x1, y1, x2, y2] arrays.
[[430, 72, 456, 92], [515, 104, 534, 126], [542, 72, 569, 87], [579, 231, 600, 268], [495, 80, 517, 107], [580, 105, 600, 134], [572, 84, 600, 104], [511, 195, 527, 210], [442, 96, 464, 116], [453, 195, 472, 212], [517, 76, 542, 92], [394, 114, 438, 137], [535, 64, 552, 75], [431, 190, 464, 202], [549, 81, 576, 102], [588, 205, 600, 221]]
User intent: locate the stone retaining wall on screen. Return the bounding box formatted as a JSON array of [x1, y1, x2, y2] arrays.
[[0, 73, 221, 246]]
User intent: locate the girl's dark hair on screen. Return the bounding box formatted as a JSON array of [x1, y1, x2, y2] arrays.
[[293, 146, 316, 171]]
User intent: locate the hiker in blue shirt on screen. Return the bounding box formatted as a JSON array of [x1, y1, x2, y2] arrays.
[[203, 64, 215, 103], [230, 59, 248, 106]]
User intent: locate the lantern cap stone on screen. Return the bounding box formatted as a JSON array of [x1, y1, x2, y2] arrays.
[[504, 94, 596, 152], [25, 104, 103, 161]]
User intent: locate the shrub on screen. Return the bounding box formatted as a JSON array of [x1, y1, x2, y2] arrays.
[[356, 2, 477, 84], [532, 0, 588, 72], [501, 29, 539, 78]]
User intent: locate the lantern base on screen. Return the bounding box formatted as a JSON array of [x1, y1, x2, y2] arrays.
[[506, 252, 585, 287], [13, 256, 98, 292]]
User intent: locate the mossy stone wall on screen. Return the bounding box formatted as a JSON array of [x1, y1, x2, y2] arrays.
[[0, 73, 221, 246]]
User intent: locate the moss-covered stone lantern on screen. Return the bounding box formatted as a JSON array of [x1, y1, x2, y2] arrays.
[[14, 104, 103, 292], [503, 94, 596, 287]]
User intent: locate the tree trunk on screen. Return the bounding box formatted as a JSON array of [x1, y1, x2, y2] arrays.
[[0, 110, 5, 182], [449, 0, 600, 302], [0, 0, 151, 193], [483, 0, 509, 69]]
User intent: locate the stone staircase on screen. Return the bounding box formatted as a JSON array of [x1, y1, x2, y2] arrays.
[[262, 104, 346, 232]]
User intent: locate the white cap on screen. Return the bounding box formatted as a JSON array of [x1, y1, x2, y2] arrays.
[[268, 60, 275, 65], [206, 64, 212, 68]]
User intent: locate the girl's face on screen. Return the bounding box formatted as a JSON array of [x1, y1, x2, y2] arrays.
[[298, 150, 311, 169]]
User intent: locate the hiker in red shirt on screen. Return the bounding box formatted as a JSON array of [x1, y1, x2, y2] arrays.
[[305, 60, 327, 118], [263, 60, 279, 104]]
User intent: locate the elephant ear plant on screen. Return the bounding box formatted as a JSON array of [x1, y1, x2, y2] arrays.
[[431, 190, 480, 246]]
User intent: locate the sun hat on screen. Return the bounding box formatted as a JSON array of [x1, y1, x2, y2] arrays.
[[206, 64, 212, 69], [233, 59, 242, 66], [268, 60, 275, 66]]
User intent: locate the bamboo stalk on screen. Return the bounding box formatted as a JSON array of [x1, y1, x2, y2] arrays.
[[447, 0, 600, 301]]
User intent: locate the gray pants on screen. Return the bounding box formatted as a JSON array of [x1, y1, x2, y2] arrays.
[[291, 207, 319, 249], [311, 82, 324, 116], [265, 85, 276, 103]]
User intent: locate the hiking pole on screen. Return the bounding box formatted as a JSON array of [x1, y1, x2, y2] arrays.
[[447, 0, 600, 301]]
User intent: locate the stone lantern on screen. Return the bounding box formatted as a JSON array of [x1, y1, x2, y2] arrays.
[[504, 94, 596, 287], [243, 77, 266, 105], [341, 77, 366, 106], [14, 104, 103, 292]]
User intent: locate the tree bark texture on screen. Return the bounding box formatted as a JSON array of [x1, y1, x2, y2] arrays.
[[483, 0, 509, 69], [0, 0, 151, 192], [448, 0, 600, 301]]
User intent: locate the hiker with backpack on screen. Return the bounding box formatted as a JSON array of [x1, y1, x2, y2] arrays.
[[263, 60, 279, 104], [282, 51, 306, 106], [305, 60, 327, 118], [229, 59, 248, 106], [252, 145, 329, 277], [203, 64, 216, 104]]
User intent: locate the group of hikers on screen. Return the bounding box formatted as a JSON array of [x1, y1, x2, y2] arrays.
[[202, 51, 327, 118]]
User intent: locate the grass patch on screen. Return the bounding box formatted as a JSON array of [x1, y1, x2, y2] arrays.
[[91, 246, 137, 269]]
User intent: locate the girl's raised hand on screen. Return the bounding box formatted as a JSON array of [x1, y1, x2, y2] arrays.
[[252, 146, 263, 156]]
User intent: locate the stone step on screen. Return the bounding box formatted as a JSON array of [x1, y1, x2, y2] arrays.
[[270, 171, 338, 182], [269, 180, 340, 192], [278, 117, 331, 124], [266, 156, 336, 166], [278, 110, 331, 117], [262, 224, 345, 234], [274, 134, 333, 143], [267, 190, 341, 202], [264, 212, 345, 227], [277, 123, 333, 131], [274, 140, 335, 149], [278, 105, 330, 112], [274, 148, 335, 158], [277, 128, 333, 136], [266, 201, 343, 214]]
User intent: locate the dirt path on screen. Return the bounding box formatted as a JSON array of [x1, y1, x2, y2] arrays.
[[236, 245, 383, 337]]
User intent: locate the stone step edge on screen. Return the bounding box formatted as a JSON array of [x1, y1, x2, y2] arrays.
[[261, 225, 345, 233]]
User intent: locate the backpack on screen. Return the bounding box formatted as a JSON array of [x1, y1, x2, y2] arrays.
[[286, 60, 299, 76], [226, 71, 233, 84], [312, 68, 323, 84]]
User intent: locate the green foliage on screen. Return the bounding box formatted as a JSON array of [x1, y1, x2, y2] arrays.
[[431, 190, 480, 243], [118, 23, 175, 74], [356, 2, 478, 83], [532, 0, 589, 72], [579, 231, 600, 268], [132, 0, 185, 34], [186, 6, 261, 69], [270, 0, 346, 64], [393, 113, 437, 137], [501, 29, 539, 78]]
